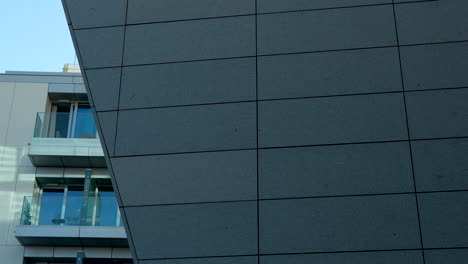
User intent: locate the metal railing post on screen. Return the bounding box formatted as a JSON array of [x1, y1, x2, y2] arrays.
[[76, 251, 86, 264]]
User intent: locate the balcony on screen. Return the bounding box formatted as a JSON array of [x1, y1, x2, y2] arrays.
[[16, 196, 127, 247], [28, 112, 105, 167]]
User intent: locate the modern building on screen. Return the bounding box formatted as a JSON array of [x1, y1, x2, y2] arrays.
[[0, 69, 133, 263], [3, 0, 464, 263]]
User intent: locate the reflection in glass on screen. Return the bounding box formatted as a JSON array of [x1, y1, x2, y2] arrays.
[[64, 189, 84, 225], [74, 105, 96, 138], [38, 189, 64, 225], [21, 191, 121, 227], [53, 103, 71, 138], [54, 112, 70, 138], [96, 191, 119, 226], [33, 110, 97, 139]]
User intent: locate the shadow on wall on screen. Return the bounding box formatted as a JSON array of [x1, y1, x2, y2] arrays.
[[0, 145, 36, 246]]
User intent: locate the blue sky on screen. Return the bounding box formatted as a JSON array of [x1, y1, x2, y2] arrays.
[[0, 0, 76, 73]]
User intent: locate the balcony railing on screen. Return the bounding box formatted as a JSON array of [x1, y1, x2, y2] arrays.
[[19, 196, 123, 227], [34, 112, 97, 139]]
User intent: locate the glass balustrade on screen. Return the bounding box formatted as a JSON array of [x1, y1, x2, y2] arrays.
[[33, 112, 97, 139], [19, 195, 123, 227]]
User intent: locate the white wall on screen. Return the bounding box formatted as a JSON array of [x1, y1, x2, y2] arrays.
[[0, 81, 48, 263]]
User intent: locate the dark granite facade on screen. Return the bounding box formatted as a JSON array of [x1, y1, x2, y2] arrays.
[[62, 0, 468, 263]]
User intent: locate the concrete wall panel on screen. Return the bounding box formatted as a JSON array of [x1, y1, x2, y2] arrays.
[[74, 27, 124, 69], [406, 88, 468, 139], [115, 102, 256, 156], [261, 251, 423, 264], [257, 5, 396, 55], [424, 249, 468, 264], [396, 0, 468, 44], [259, 142, 413, 199], [258, 94, 408, 148], [400, 42, 468, 90], [412, 138, 468, 192], [112, 150, 257, 206], [65, 0, 127, 29], [418, 192, 468, 248], [120, 58, 256, 109], [258, 47, 402, 100], [141, 256, 257, 264], [124, 16, 255, 65], [127, 0, 255, 24], [258, 0, 392, 13], [260, 194, 421, 254], [125, 201, 257, 259], [96, 111, 117, 156], [85, 68, 121, 111]]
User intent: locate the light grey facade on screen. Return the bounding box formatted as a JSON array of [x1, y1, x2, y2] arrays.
[[0, 71, 132, 264], [63, 0, 468, 263]]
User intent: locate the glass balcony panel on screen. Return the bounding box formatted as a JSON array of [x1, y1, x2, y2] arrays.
[[96, 191, 119, 227], [19, 195, 121, 227], [33, 112, 97, 139], [33, 113, 44, 138], [38, 189, 65, 225], [74, 108, 97, 139], [20, 196, 38, 225], [64, 190, 84, 226], [54, 112, 70, 138]]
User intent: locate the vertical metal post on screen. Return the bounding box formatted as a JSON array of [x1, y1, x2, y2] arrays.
[[76, 251, 85, 264], [81, 169, 93, 225], [67, 103, 75, 138], [71, 102, 79, 138]]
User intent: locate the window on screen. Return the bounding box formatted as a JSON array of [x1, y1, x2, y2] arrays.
[[43, 102, 97, 138]]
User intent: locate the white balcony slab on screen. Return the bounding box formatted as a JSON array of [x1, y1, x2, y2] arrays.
[[15, 225, 127, 247], [28, 138, 105, 167]]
